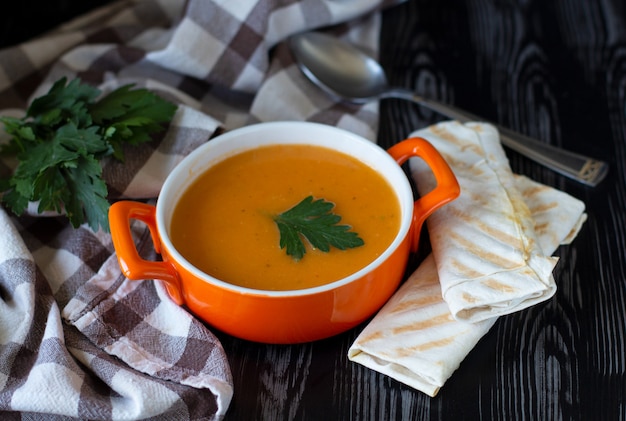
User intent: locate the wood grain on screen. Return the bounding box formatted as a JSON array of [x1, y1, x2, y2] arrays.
[[221, 0, 626, 419]]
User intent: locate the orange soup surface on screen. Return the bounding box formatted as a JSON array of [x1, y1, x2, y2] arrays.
[[170, 144, 401, 290]]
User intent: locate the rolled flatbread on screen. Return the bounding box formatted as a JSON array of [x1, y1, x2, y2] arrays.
[[411, 122, 559, 322], [348, 122, 586, 396]]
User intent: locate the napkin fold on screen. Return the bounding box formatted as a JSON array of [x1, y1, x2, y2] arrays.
[[348, 121, 586, 397], [0, 0, 402, 418]]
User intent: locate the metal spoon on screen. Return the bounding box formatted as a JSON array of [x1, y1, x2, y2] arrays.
[[289, 31, 609, 186]]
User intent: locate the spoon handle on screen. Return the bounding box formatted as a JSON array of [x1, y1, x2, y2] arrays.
[[400, 92, 609, 186]]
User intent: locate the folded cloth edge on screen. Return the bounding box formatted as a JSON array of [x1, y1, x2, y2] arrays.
[[62, 252, 234, 417]]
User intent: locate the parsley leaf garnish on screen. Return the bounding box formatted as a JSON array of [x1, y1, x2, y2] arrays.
[[0, 77, 177, 232], [273, 195, 365, 261]]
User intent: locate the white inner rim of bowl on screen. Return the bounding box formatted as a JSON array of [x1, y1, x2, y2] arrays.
[[157, 121, 415, 297]]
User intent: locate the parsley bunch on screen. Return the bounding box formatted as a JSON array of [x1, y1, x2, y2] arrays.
[[0, 77, 177, 232]]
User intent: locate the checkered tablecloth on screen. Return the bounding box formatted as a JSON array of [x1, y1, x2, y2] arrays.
[[0, 0, 400, 419]]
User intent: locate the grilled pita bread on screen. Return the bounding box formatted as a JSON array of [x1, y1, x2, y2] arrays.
[[348, 122, 586, 396], [410, 122, 559, 322]]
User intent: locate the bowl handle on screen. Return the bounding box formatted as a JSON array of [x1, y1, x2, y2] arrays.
[[387, 137, 460, 252], [108, 201, 183, 305]]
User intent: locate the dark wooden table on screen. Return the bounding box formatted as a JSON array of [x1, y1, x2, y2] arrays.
[[218, 1, 626, 419]]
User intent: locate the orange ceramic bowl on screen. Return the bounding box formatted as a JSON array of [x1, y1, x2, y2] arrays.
[[109, 121, 459, 344]]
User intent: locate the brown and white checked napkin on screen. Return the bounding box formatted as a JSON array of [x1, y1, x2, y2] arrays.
[[1, 211, 232, 419], [0, 0, 403, 418], [349, 121, 587, 396]]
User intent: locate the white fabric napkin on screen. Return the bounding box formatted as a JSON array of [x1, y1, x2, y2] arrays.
[[348, 121, 586, 397]]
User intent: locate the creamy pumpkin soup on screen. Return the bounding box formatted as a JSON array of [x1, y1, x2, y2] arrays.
[[170, 144, 401, 290]]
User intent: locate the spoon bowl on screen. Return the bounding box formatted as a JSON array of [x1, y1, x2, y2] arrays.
[[289, 31, 609, 187], [292, 32, 388, 101]]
